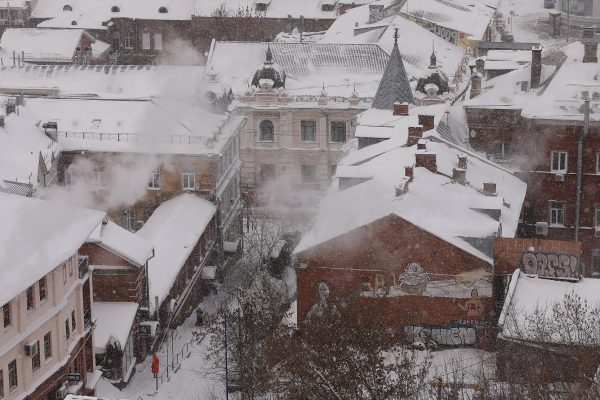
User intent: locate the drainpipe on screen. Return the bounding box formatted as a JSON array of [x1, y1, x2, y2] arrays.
[[575, 98, 590, 242]]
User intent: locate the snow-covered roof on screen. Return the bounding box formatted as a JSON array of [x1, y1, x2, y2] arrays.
[[499, 269, 600, 344], [194, 0, 338, 19], [93, 302, 138, 353], [207, 41, 388, 96], [19, 97, 241, 155], [0, 65, 205, 99], [136, 194, 216, 308], [0, 102, 59, 190], [296, 105, 526, 263], [0, 194, 105, 306], [31, 0, 195, 27], [400, 0, 494, 40], [87, 220, 153, 267], [0, 28, 104, 63], [320, 8, 465, 79]]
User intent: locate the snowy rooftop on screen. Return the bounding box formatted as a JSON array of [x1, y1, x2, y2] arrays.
[[0, 65, 205, 99], [93, 302, 138, 353], [499, 269, 600, 344], [194, 0, 338, 19], [0, 28, 96, 63], [19, 97, 241, 155], [87, 220, 154, 267], [0, 194, 105, 306], [136, 194, 216, 308], [400, 0, 495, 39], [320, 7, 465, 79], [207, 41, 388, 96], [296, 105, 526, 263]]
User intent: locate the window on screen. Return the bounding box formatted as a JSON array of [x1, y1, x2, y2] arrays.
[[301, 165, 317, 184], [62, 4, 72, 11], [596, 204, 600, 227], [26, 286, 34, 310], [142, 32, 151, 50], [93, 166, 106, 187], [255, 2, 268, 11], [90, 119, 101, 129], [63, 265, 67, 283], [495, 142, 511, 160], [64, 166, 74, 185], [0, 9, 8, 20], [551, 151, 567, 172], [44, 332, 52, 359], [111, 5, 120, 12], [550, 201, 565, 226], [301, 120, 317, 142], [123, 34, 133, 49], [2, 302, 10, 328], [259, 120, 274, 141], [158, 6, 168, 13], [8, 360, 16, 392], [596, 153, 600, 174], [69, 261, 73, 276], [32, 341, 40, 373], [71, 311, 76, 332], [65, 319, 70, 340], [153, 33, 163, 50], [329, 164, 337, 179], [181, 168, 195, 190], [330, 121, 346, 142], [593, 250, 600, 275], [260, 164, 276, 182], [562, 0, 593, 16], [38, 277, 47, 302], [0, 368, 3, 399], [148, 168, 160, 189]]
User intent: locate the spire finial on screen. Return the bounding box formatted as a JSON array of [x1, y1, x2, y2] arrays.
[[393, 28, 399, 46], [265, 44, 273, 64]]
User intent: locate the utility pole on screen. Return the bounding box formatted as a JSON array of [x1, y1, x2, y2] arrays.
[[575, 98, 590, 242]]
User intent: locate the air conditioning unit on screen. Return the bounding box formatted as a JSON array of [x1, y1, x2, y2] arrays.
[[535, 221, 548, 236], [55, 385, 67, 399], [595, 227, 600, 238], [24, 341, 39, 358], [555, 173, 565, 182]]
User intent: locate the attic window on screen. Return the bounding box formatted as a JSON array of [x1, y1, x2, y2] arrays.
[[255, 2, 268, 11], [158, 6, 168, 13], [90, 119, 101, 129], [63, 4, 72, 11], [111, 5, 120, 12], [321, 4, 335, 11], [71, 20, 77, 25]]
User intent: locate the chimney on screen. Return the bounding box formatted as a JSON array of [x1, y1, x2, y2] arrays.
[[5, 100, 15, 115], [369, 4, 384, 23], [458, 154, 467, 169], [42, 121, 58, 141], [418, 114, 435, 131], [416, 138, 427, 150], [470, 73, 482, 99], [583, 27, 595, 39], [483, 182, 497, 195], [531, 45, 542, 88], [404, 165, 414, 179], [415, 152, 437, 173], [583, 39, 598, 63], [393, 102, 409, 116], [406, 126, 423, 146], [475, 58, 485, 75], [453, 168, 466, 184]]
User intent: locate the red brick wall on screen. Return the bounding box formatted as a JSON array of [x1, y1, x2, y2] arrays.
[[296, 214, 493, 330]]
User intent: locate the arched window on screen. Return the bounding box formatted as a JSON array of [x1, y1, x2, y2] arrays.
[[158, 6, 168, 13], [63, 4, 72, 11], [111, 5, 120, 12], [70, 20, 77, 25], [259, 120, 274, 141]]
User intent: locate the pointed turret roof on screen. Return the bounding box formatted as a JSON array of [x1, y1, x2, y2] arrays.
[[372, 29, 414, 109]]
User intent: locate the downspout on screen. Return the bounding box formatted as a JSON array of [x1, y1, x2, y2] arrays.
[[575, 98, 590, 242], [146, 248, 155, 312]]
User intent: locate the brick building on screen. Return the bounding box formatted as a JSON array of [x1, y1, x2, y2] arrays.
[[464, 36, 600, 275], [0, 194, 105, 400]]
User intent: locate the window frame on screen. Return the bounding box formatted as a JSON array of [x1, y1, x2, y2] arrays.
[[141, 32, 151, 50], [44, 332, 52, 360], [71, 310, 77, 332], [301, 164, 317, 184], [2, 302, 10, 329], [300, 120, 317, 143], [93, 165, 106, 188], [38, 277, 47, 303], [330, 121, 347, 143], [7, 360, 17, 392], [0, 368, 3, 399], [31, 341, 41, 373], [259, 164, 276, 183], [259, 119, 275, 142], [65, 319, 70, 340], [148, 168, 160, 190], [26, 286, 35, 311], [181, 168, 196, 190], [123, 34, 133, 49], [153, 33, 163, 50], [551, 150, 567, 173], [549, 200, 566, 226]]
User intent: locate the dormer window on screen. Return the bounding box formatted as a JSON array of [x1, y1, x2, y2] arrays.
[[255, 1, 269, 11], [63, 4, 72, 11], [111, 5, 120, 12], [322, 4, 335, 11], [158, 6, 168, 13], [71, 20, 77, 25]]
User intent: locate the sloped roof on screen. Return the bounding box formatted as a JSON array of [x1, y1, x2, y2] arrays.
[[194, 0, 337, 19], [87, 220, 154, 267], [93, 302, 138, 352], [372, 31, 415, 108], [0, 28, 86, 63]]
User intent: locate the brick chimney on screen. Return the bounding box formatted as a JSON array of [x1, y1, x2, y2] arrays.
[[369, 4, 385, 23], [415, 152, 437, 173], [583, 27, 595, 39], [404, 165, 414, 179], [458, 154, 468, 169], [393, 102, 409, 116], [531, 45, 542, 89], [483, 182, 497, 195], [475, 58, 485, 75], [416, 139, 427, 150], [453, 168, 466, 184], [583, 39, 598, 63], [418, 114, 435, 131], [406, 126, 423, 146], [470, 73, 482, 99]]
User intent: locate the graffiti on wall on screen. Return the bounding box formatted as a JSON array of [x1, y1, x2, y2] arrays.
[[405, 324, 478, 347], [520, 251, 580, 280]]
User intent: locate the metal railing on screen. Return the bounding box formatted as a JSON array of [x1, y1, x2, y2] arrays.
[[58, 131, 215, 146]]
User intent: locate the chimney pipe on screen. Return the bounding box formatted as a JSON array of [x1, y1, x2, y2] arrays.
[[531, 45, 542, 88], [458, 154, 468, 169], [470, 73, 482, 99], [418, 114, 435, 131], [583, 40, 598, 63], [475, 58, 485, 75], [406, 126, 423, 146], [404, 165, 414, 179], [393, 102, 409, 116], [453, 168, 466, 184]]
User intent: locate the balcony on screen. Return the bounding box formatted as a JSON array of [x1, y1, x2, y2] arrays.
[[78, 256, 89, 279]]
